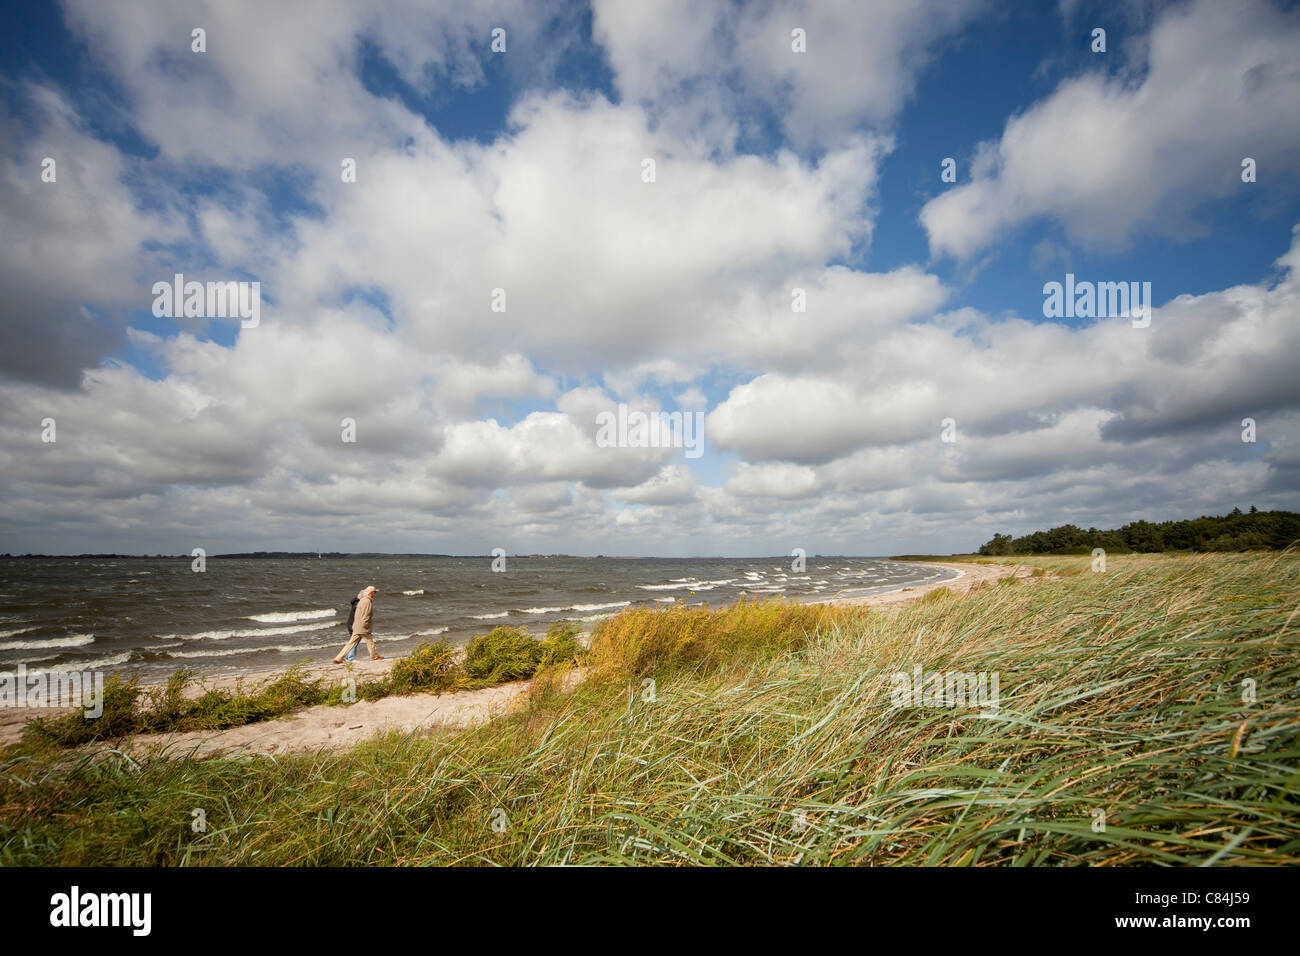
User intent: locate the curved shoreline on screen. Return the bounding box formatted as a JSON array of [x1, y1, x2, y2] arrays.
[[0, 560, 1027, 752], [0, 559, 957, 682], [823, 562, 963, 602]]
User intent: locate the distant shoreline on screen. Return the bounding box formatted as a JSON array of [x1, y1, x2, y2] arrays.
[[1, 552, 896, 560]]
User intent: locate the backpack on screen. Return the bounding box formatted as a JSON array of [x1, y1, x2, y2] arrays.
[[345, 596, 360, 632]]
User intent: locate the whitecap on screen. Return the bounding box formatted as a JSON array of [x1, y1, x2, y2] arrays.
[[165, 642, 335, 660], [159, 622, 336, 641], [246, 608, 336, 624], [26, 651, 132, 675], [0, 633, 94, 652]]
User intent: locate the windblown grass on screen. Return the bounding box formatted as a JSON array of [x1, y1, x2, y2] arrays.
[[586, 598, 870, 682], [1, 552, 1296, 865]]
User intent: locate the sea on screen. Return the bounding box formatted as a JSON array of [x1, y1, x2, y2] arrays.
[[0, 556, 955, 680]]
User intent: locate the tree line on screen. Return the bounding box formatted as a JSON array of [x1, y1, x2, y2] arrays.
[[978, 508, 1300, 555]]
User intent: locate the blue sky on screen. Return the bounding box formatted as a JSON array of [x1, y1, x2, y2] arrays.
[[9, 0, 1293, 335], [1, 0, 1299, 555]]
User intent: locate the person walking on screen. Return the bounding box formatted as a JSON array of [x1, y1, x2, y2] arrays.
[[334, 585, 385, 663], [342, 593, 361, 662]]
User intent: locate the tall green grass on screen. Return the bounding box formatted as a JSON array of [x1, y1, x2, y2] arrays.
[[1, 552, 1296, 865], [586, 598, 870, 681]]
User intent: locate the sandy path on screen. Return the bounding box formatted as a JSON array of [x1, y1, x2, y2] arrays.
[[139, 678, 534, 758], [2, 561, 1027, 756]]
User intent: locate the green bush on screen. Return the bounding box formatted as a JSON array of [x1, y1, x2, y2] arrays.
[[464, 624, 587, 686], [388, 640, 464, 694], [537, 621, 586, 667], [25, 674, 142, 748]]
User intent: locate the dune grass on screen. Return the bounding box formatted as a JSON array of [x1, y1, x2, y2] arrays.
[[1, 552, 1296, 866], [585, 598, 870, 681]]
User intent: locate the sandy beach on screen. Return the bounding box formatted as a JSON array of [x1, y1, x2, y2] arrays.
[[0, 560, 1030, 755]]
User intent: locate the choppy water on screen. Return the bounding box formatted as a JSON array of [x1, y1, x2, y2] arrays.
[[0, 556, 954, 679]]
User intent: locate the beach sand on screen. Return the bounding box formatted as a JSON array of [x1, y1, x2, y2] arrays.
[[1, 560, 1030, 756]]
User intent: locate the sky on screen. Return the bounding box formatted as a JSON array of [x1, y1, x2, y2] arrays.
[[1, 0, 1298, 557]]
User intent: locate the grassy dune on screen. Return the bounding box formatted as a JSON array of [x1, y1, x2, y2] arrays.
[[1, 552, 1296, 866]]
